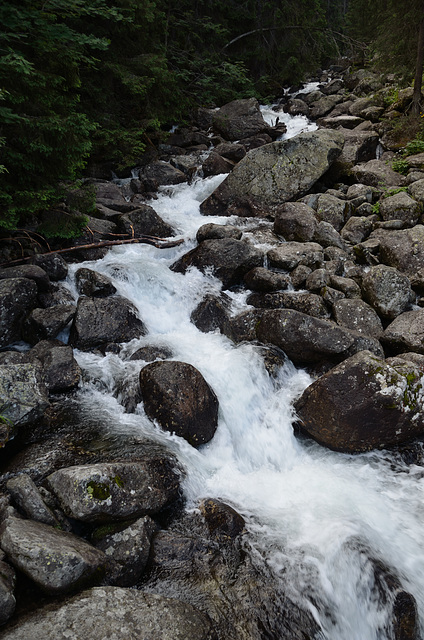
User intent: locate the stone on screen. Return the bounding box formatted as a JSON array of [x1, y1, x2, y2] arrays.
[[0, 517, 106, 595], [333, 299, 383, 339], [212, 97, 270, 141], [244, 267, 290, 292], [28, 341, 81, 393], [340, 216, 374, 244], [46, 459, 180, 523], [353, 159, 405, 189], [118, 205, 175, 238], [0, 558, 16, 625], [75, 268, 116, 297], [379, 192, 421, 226], [0, 265, 50, 292], [139, 361, 219, 446], [38, 283, 75, 309], [200, 129, 344, 216], [225, 309, 263, 343], [6, 474, 58, 526], [247, 291, 329, 319], [142, 161, 187, 186], [196, 223, 242, 243], [22, 304, 76, 344], [329, 275, 361, 298], [128, 344, 173, 362], [0, 588, 214, 640], [267, 242, 324, 271], [361, 264, 413, 320], [190, 293, 232, 334], [273, 202, 318, 242], [32, 254, 68, 281], [202, 152, 234, 177], [383, 310, 424, 354], [94, 516, 156, 586], [69, 296, 147, 350], [0, 278, 37, 348], [294, 350, 424, 453], [408, 178, 424, 204], [313, 221, 346, 249], [337, 127, 380, 165], [309, 94, 343, 119], [0, 364, 49, 445], [200, 499, 245, 540], [376, 225, 424, 277], [170, 238, 263, 289], [214, 142, 246, 162], [256, 309, 355, 366], [316, 194, 351, 232]]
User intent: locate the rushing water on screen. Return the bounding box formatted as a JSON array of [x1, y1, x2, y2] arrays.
[[64, 111, 424, 639]]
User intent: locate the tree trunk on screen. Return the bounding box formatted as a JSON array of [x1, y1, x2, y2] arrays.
[[412, 8, 424, 117]]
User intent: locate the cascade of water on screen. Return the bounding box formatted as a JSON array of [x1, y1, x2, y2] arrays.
[[65, 107, 424, 640]]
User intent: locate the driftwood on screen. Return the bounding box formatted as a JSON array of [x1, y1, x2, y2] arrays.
[[0, 235, 184, 268]]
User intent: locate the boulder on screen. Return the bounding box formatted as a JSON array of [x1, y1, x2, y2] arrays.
[[361, 264, 413, 320], [378, 192, 421, 226], [0, 557, 16, 625], [337, 127, 380, 165], [32, 254, 68, 282], [75, 268, 116, 297], [243, 267, 290, 292], [332, 299, 384, 339], [273, 202, 318, 242], [22, 304, 76, 344], [256, 309, 355, 365], [309, 94, 343, 119], [94, 516, 156, 586], [202, 152, 234, 177], [196, 223, 242, 243], [190, 293, 232, 334], [46, 459, 180, 523], [225, 309, 264, 343], [214, 142, 246, 162], [28, 340, 81, 393], [0, 517, 106, 595], [408, 178, 424, 204], [294, 350, 424, 452], [0, 278, 37, 348], [200, 130, 344, 216], [212, 97, 270, 141], [0, 265, 50, 292], [142, 161, 187, 186], [315, 194, 351, 232], [267, 242, 324, 271], [340, 216, 374, 244], [139, 361, 219, 446], [128, 344, 173, 362], [170, 238, 263, 289], [118, 205, 175, 238], [383, 310, 424, 354], [318, 115, 364, 129], [6, 474, 58, 526], [199, 499, 245, 541], [38, 283, 75, 309], [0, 364, 49, 445], [69, 296, 147, 350], [0, 588, 214, 640], [247, 291, 329, 319], [353, 160, 405, 189], [376, 225, 424, 277], [313, 221, 346, 249]]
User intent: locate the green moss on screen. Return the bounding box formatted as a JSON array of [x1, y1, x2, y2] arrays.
[[86, 480, 111, 500], [113, 475, 124, 488]]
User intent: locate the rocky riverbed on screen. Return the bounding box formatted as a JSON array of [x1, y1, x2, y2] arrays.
[[0, 64, 423, 638]]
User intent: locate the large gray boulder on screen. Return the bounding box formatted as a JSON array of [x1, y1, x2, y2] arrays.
[[212, 97, 270, 141], [200, 130, 344, 216], [0, 278, 37, 348], [69, 295, 147, 350], [171, 238, 263, 289], [139, 361, 219, 446], [361, 265, 413, 320], [256, 309, 355, 365], [294, 350, 424, 453], [0, 588, 214, 640], [0, 364, 49, 446], [0, 517, 106, 595], [46, 460, 180, 523]]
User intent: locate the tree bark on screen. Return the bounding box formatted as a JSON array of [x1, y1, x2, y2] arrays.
[[412, 8, 424, 117]]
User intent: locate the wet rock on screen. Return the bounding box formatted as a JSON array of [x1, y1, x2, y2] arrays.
[[118, 205, 175, 238], [0, 587, 214, 640], [225, 309, 263, 343], [142, 161, 187, 186], [0, 364, 49, 445], [290, 264, 313, 288], [0, 557, 16, 625], [29, 340, 81, 393], [200, 499, 245, 541], [379, 192, 422, 226], [46, 460, 180, 523], [75, 268, 116, 298], [0, 278, 38, 348], [128, 344, 173, 362], [361, 265, 413, 320], [69, 296, 147, 350], [202, 152, 234, 177], [383, 309, 424, 354], [32, 254, 68, 282], [267, 242, 324, 271], [274, 202, 318, 242], [94, 516, 156, 586], [22, 304, 76, 344], [247, 291, 329, 319], [333, 299, 383, 339], [0, 517, 106, 595], [196, 223, 242, 243], [244, 267, 290, 292], [200, 129, 344, 216], [294, 350, 424, 453], [37, 283, 75, 308], [6, 474, 58, 526], [0, 265, 50, 293], [214, 142, 246, 162], [212, 97, 270, 141], [190, 293, 232, 334], [256, 309, 354, 366], [139, 361, 219, 446], [171, 238, 263, 289]]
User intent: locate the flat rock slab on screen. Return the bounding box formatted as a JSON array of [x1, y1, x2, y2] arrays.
[[200, 129, 344, 216], [46, 460, 180, 523], [295, 350, 424, 453], [0, 517, 106, 594]]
